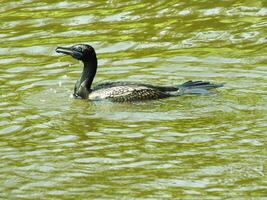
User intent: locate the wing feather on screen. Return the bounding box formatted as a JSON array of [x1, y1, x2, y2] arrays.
[[89, 85, 168, 102]]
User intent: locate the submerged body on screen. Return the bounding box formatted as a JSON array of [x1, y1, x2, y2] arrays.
[[87, 81, 221, 102], [56, 44, 223, 102]]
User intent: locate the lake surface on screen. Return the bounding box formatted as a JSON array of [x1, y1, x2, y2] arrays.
[[0, 0, 266, 199]]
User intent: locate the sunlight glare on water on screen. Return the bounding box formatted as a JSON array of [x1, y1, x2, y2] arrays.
[[0, 0, 266, 199]]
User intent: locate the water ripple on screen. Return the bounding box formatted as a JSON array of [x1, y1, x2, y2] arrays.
[[0, 0, 266, 199]]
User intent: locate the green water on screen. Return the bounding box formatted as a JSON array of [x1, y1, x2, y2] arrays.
[[1, 0, 266, 199]]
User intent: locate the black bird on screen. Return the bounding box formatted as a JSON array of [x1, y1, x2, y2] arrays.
[[56, 44, 223, 102]]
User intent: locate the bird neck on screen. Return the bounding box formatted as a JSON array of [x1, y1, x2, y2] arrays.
[[80, 59, 97, 91]]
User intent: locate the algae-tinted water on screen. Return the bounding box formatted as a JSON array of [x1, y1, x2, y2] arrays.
[[0, 1, 266, 199]]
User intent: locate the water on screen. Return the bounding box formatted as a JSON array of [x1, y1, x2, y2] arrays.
[[1, 0, 266, 199]]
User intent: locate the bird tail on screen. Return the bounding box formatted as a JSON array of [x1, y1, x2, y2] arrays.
[[175, 80, 224, 95]]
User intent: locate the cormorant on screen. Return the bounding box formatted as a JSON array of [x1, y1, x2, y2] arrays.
[[56, 44, 223, 102]]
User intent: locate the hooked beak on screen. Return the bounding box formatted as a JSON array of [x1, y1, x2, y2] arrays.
[[55, 46, 83, 60]]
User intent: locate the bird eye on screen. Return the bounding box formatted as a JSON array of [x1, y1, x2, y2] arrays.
[[76, 47, 82, 52]]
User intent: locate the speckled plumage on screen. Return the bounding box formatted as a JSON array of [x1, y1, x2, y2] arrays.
[[89, 85, 170, 102], [56, 44, 223, 102]]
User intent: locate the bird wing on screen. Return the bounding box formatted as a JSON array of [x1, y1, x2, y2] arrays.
[[93, 81, 178, 92], [89, 85, 168, 102]]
